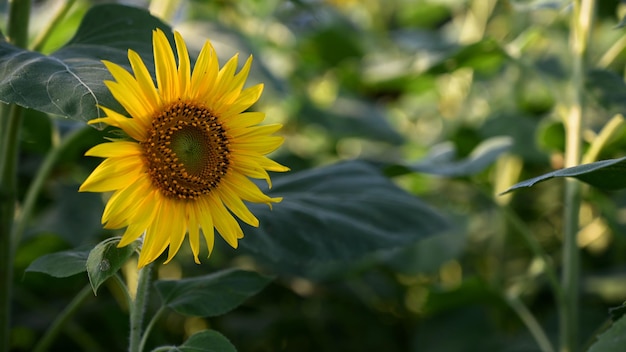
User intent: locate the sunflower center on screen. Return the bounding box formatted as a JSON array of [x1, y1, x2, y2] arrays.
[[141, 102, 230, 199]]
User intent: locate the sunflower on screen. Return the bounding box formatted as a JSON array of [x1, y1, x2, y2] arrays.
[[79, 29, 288, 268]]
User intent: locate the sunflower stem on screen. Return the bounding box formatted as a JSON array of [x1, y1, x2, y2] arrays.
[[129, 263, 153, 352], [31, 284, 93, 352], [560, 0, 594, 351], [138, 306, 166, 352], [0, 104, 23, 352], [0, 1, 31, 349]]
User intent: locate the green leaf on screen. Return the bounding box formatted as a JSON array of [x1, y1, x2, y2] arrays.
[[87, 237, 138, 294], [154, 269, 273, 317], [25, 247, 90, 278], [0, 4, 170, 121], [240, 161, 450, 274], [160, 330, 237, 352], [386, 136, 513, 177], [502, 156, 626, 194], [588, 315, 626, 352]]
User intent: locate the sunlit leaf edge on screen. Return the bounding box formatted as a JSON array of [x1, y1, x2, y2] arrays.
[[502, 156, 626, 194]]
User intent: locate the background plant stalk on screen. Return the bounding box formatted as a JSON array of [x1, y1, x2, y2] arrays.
[[0, 0, 30, 350], [561, 0, 595, 351]]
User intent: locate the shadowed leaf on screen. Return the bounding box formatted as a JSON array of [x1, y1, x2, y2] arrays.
[[155, 269, 273, 317]]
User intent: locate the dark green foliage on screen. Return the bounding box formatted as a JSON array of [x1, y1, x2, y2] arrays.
[[155, 269, 273, 317]]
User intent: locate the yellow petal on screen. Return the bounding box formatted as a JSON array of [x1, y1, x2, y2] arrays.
[[230, 162, 272, 186], [231, 135, 286, 155], [164, 200, 187, 264], [218, 84, 263, 118], [103, 61, 154, 122], [153, 28, 179, 103], [223, 111, 265, 129], [207, 194, 242, 248], [79, 156, 143, 193], [187, 202, 201, 264], [102, 177, 151, 228], [196, 197, 215, 257], [174, 31, 191, 99], [211, 56, 254, 114], [210, 54, 239, 102], [118, 190, 159, 247], [85, 141, 142, 158], [90, 106, 146, 141], [138, 199, 172, 267], [222, 173, 279, 204], [128, 49, 161, 113], [190, 39, 219, 101], [216, 186, 259, 227]]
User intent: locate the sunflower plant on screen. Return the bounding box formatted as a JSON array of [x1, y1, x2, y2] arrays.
[[11, 1, 626, 351], [0, 2, 450, 351]]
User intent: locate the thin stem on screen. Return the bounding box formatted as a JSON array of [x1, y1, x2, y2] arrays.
[[505, 293, 555, 352], [501, 205, 563, 304], [1, 2, 31, 350], [30, 0, 77, 52], [0, 105, 22, 352], [560, 1, 594, 351], [138, 306, 166, 352], [32, 284, 93, 352], [129, 264, 153, 352], [11, 126, 92, 250]]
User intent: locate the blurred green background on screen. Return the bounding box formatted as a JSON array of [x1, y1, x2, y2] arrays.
[[8, 0, 626, 351]]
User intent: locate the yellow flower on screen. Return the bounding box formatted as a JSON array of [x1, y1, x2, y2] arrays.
[[80, 29, 289, 268]]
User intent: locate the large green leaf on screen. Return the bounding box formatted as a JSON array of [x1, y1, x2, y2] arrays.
[[25, 247, 90, 278], [154, 269, 273, 317], [87, 237, 139, 294], [503, 156, 626, 193], [240, 161, 450, 273], [0, 4, 170, 121], [160, 330, 237, 352]]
